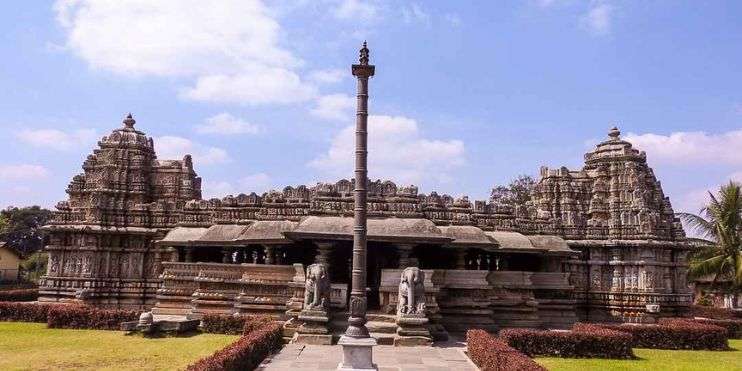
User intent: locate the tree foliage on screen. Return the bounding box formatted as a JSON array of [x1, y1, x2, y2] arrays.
[[0, 206, 53, 257], [677, 181, 742, 292], [490, 175, 536, 206]]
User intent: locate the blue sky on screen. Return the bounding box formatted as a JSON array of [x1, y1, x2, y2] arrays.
[[1, 0, 740, 215]]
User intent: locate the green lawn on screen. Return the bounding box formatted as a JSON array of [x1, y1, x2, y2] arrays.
[[536, 339, 742, 371], [0, 322, 239, 371]]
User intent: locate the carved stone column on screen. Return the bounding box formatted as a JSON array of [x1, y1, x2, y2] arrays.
[[455, 249, 467, 270], [339, 41, 377, 371], [184, 247, 194, 263], [264, 245, 275, 265], [397, 244, 418, 268], [221, 247, 233, 264]]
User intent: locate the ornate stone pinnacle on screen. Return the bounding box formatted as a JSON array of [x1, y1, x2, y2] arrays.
[[359, 41, 369, 65], [608, 126, 620, 139], [123, 113, 136, 128]]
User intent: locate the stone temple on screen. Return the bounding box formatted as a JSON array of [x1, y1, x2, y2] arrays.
[[39, 114, 692, 339]]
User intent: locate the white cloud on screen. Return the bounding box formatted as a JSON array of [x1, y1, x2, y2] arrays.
[[195, 113, 260, 135], [54, 0, 313, 105], [308, 69, 347, 84], [0, 164, 50, 181], [402, 3, 431, 26], [16, 128, 96, 151], [155, 136, 230, 165], [625, 129, 742, 165], [202, 181, 236, 199], [580, 2, 613, 36], [331, 0, 379, 21], [180, 67, 317, 105], [309, 115, 465, 185], [310, 94, 356, 122]]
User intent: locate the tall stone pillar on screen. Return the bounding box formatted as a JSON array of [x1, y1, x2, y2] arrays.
[[339, 41, 377, 371], [397, 244, 418, 268]]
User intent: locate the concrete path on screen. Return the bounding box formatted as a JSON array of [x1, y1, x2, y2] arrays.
[[258, 340, 477, 371]]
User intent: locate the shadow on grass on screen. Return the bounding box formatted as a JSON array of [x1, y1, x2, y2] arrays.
[[124, 330, 204, 339]]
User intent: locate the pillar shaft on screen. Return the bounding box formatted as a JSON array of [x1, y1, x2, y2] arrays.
[[346, 43, 375, 340], [184, 247, 194, 263], [264, 245, 274, 265]]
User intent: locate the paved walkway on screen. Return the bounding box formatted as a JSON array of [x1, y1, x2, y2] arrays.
[[258, 340, 477, 371]]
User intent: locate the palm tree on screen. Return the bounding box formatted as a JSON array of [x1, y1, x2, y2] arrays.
[[678, 181, 742, 305]]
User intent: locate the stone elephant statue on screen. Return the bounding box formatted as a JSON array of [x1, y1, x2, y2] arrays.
[[397, 267, 426, 315], [304, 263, 330, 311]]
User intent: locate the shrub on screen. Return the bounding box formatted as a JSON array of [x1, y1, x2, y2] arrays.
[[467, 329, 545, 371], [583, 320, 729, 350], [201, 314, 247, 335], [46, 305, 138, 330], [686, 318, 742, 339], [242, 315, 274, 335], [0, 302, 51, 322], [200, 314, 275, 335], [0, 288, 38, 302], [690, 305, 742, 320], [500, 326, 634, 359], [187, 322, 282, 371]]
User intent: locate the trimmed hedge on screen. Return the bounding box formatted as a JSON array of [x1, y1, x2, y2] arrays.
[[187, 321, 283, 371], [579, 319, 729, 350], [687, 318, 742, 339], [0, 288, 39, 302], [200, 314, 274, 335], [467, 329, 545, 371], [500, 325, 634, 359], [690, 305, 742, 320], [201, 314, 247, 335], [0, 301, 51, 322], [46, 305, 139, 330]]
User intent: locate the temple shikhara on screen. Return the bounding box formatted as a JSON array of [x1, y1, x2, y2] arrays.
[[38, 101, 692, 342]]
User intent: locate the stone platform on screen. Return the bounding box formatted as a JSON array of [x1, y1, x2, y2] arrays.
[[257, 339, 476, 371]]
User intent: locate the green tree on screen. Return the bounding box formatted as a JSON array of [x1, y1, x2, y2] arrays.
[[678, 181, 742, 297], [0, 206, 53, 257], [490, 175, 536, 206]]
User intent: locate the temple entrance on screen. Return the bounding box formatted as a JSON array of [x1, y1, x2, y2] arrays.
[[367, 242, 398, 311]]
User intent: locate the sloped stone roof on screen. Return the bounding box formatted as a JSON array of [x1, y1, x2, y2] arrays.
[[198, 224, 250, 243], [157, 227, 208, 246], [438, 226, 497, 248], [485, 231, 543, 253], [234, 220, 297, 244], [285, 216, 451, 244]]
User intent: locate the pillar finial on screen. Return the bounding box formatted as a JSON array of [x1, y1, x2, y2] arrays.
[[359, 41, 369, 65], [608, 126, 621, 140]]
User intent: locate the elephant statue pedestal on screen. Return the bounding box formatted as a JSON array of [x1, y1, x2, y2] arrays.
[[292, 263, 332, 345], [395, 313, 432, 346], [394, 267, 433, 346]]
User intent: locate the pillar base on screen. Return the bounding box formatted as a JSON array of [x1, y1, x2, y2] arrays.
[[337, 336, 378, 371]]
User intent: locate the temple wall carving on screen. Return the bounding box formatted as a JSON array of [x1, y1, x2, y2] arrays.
[[40, 118, 690, 325]]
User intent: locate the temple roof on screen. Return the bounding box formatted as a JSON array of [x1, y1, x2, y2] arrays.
[[198, 224, 250, 243], [485, 231, 544, 254], [438, 226, 497, 248], [527, 235, 577, 255], [157, 227, 208, 246], [234, 220, 297, 244], [285, 216, 452, 244]]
